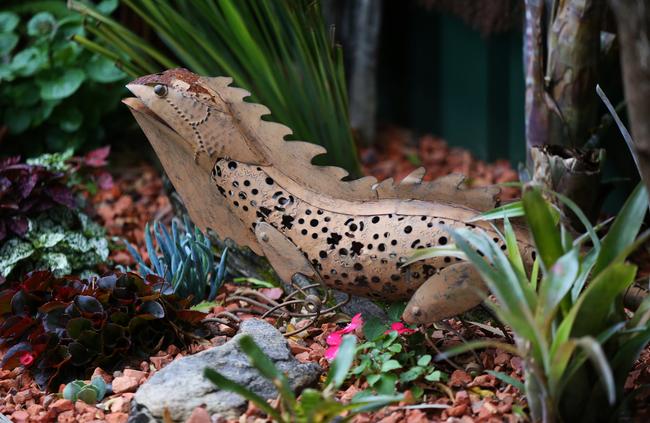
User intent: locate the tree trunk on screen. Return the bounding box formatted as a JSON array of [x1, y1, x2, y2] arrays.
[[609, 0, 650, 200], [323, 0, 382, 144]]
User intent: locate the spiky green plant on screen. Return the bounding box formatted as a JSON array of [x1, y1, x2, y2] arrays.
[[411, 183, 650, 422], [68, 0, 360, 174], [125, 216, 228, 304]]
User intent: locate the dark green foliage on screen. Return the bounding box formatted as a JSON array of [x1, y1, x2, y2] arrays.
[[352, 330, 445, 399], [0, 1, 129, 154], [0, 271, 206, 389], [69, 0, 361, 174], [125, 216, 228, 305], [205, 335, 402, 423]]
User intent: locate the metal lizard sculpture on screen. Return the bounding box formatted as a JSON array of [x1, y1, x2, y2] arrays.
[[123, 68, 536, 324]]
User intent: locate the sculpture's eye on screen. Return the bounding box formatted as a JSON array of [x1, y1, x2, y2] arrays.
[[154, 84, 168, 97]]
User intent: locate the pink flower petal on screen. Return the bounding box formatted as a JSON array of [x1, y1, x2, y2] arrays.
[[19, 352, 34, 367], [325, 345, 339, 361], [342, 313, 363, 333], [385, 322, 416, 335], [326, 331, 343, 347]]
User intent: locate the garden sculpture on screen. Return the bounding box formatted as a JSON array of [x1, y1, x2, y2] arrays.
[[123, 68, 536, 324]]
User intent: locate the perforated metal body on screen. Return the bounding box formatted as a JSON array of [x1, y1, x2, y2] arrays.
[[211, 158, 520, 300]]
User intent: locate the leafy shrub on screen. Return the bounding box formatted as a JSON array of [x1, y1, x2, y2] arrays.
[[125, 216, 228, 305], [353, 328, 445, 398], [69, 0, 361, 174], [0, 156, 75, 242], [0, 270, 206, 388], [205, 334, 402, 423], [0, 1, 128, 154], [428, 183, 650, 422], [63, 376, 107, 404], [27, 146, 113, 195], [0, 207, 109, 279], [0, 149, 113, 280]]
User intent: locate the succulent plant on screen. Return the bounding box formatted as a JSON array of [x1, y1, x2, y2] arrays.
[[63, 376, 107, 404], [125, 216, 228, 305], [0, 270, 206, 389]]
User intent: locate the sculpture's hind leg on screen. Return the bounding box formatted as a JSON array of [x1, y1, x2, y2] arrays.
[[402, 262, 487, 324]]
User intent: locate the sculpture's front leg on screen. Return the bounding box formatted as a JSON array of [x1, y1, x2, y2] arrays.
[[402, 262, 487, 324]]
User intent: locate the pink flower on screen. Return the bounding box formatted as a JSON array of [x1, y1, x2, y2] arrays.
[[19, 351, 34, 367], [325, 313, 363, 361], [385, 322, 416, 336]]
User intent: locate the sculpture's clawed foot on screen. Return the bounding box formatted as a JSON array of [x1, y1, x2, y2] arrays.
[[402, 262, 487, 324]]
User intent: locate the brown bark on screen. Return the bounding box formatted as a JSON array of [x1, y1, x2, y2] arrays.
[[609, 0, 650, 199], [524, 0, 604, 150], [546, 0, 603, 147]]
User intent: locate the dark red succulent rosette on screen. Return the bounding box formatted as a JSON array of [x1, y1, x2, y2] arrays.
[[0, 271, 206, 389]]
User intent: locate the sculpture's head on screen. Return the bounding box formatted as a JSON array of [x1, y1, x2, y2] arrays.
[[123, 68, 265, 254], [125, 68, 218, 158], [125, 68, 267, 164]]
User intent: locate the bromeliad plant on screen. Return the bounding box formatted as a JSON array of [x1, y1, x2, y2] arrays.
[[125, 216, 228, 305], [205, 334, 403, 423], [418, 183, 650, 422], [0, 271, 205, 389]]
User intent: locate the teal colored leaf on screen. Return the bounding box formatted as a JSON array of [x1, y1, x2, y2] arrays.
[[0, 12, 19, 33], [380, 359, 402, 372], [62, 380, 84, 401], [0, 33, 18, 55], [424, 370, 443, 382], [10, 46, 47, 77], [417, 355, 432, 367], [366, 374, 381, 386], [27, 12, 57, 38], [85, 54, 127, 83], [37, 68, 86, 100], [77, 385, 99, 404], [399, 366, 424, 383], [90, 376, 107, 400], [97, 0, 119, 15]]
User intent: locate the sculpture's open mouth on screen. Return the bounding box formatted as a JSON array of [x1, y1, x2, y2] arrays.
[[122, 97, 178, 134]]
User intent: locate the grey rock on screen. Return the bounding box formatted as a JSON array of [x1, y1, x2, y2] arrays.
[[130, 319, 321, 422]]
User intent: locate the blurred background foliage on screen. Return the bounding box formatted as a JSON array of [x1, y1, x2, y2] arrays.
[[69, 0, 361, 174], [0, 1, 129, 155]]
